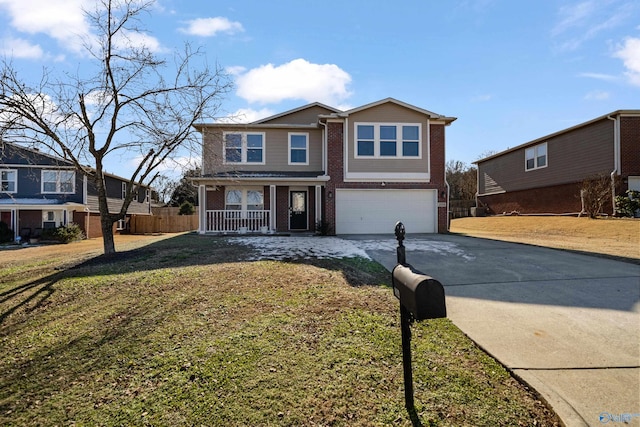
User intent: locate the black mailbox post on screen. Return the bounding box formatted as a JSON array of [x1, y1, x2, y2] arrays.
[[392, 221, 446, 424]]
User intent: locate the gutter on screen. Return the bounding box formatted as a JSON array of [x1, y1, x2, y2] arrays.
[[606, 114, 620, 213]]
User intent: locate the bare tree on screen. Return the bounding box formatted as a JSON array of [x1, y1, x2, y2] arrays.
[[0, 0, 231, 254], [580, 174, 612, 219], [446, 160, 477, 201]]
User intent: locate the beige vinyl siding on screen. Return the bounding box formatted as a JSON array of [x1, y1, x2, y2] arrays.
[[347, 103, 429, 174], [479, 119, 614, 195], [202, 127, 323, 174], [258, 105, 336, 125]]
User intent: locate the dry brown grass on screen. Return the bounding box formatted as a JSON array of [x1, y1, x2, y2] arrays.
[[451, 216, 640, 261]]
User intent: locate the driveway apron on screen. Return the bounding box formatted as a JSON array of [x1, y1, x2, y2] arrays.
[[348, 234, 640, 427]]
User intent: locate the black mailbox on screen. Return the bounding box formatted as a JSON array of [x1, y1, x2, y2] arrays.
[[392, 264, 446, 320]]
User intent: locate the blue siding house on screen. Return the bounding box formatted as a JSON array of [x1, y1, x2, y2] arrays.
[[0, 141, 151, 240]]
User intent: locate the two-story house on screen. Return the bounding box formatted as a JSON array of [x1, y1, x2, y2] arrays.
[[475, 110, 640, 215], [193, 98, 456, 235], [0, 141, 152, 240]]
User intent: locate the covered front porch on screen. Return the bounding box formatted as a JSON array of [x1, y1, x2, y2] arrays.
[[195, 175, 328, 234], [0, 199, 86, 241]]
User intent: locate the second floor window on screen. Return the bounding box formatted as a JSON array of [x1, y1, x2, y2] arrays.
[[42, 170, 75, 194], [355, 123, 421, 158], [289, 133, 308, 164], [1, 169, 17, 193], [525, 143, 547, 171], [224, 132, 265, 164]]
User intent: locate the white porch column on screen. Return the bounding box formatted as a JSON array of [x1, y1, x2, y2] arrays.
[[270, 185, 276, 231], [315, 185, 322, 223], [11, 209, 17, 241], [198, 185, 206, 234]]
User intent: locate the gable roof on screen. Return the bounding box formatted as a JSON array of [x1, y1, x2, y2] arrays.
[[251, 102, 342, 124], [475, 109, 640, 164], [322, 97, 456, 124], [0, 141, 75, 167], [0, 141, 149, 188]]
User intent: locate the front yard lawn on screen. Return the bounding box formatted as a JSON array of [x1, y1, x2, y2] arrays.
[[0, 234, 559, 426]]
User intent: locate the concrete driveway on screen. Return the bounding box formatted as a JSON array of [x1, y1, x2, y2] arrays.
[[345, 233, 640, 427]]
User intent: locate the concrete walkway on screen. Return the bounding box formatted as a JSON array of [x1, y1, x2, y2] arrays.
[[347, 234, 640, 427]]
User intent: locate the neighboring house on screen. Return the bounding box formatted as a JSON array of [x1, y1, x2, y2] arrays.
[[475, 110, 640, 215], [0, 141, 151, 240], [193, 98, 456, 235]]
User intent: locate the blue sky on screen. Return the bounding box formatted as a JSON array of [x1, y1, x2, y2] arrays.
[[1, 0, 639, 178]]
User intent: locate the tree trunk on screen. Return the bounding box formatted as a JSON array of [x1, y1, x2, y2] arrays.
[[101, 215, 116, 255]]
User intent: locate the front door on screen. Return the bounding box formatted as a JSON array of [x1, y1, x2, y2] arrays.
[[289, 191, 308, 230]]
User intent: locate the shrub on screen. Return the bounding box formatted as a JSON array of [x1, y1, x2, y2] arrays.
[[178, 201, 195, 215], [615, 190, 640, 217], [0, 221, 13, 243], [580, 174, 612, 218], [42, 223, 85, 243], [315, 220, 332, 236]]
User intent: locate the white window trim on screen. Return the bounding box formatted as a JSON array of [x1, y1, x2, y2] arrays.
[[223, 131, 266, 165], [354, 122, 422, 159], [41, 169, 75, 194], [1, 169, 18, 193], [525, 142, 548, 171], [288, 132, 309, 165], [225, 187, 265, 211]]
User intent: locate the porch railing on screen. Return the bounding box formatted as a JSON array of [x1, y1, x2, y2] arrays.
[[205, 210, 271, 233]]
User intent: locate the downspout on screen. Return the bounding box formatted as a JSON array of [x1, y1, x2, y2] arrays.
[[607, 114, 620, 214], [319, 119, 328, 175]]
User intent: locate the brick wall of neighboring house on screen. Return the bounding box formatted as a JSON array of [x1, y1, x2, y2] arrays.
[[620, 117, 640, 189], [477, 181, 609, 215]]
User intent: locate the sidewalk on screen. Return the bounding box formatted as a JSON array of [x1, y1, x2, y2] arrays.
[[356, 234, 640, 427]]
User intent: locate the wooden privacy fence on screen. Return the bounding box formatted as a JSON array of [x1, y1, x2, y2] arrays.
[[449, 200, 476, 218], [129, 214, 198, 234]]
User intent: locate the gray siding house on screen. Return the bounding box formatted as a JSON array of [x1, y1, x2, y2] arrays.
[[475, 110, 640, 215]]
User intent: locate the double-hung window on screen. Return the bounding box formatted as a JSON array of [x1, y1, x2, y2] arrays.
[[42, 170, 75, 194], [224, 132, 265, 164], [225, 188, 264, 212], [289, 133, 308, 165], [525, 143, 547, 171], [1, 169, 17, 193], [355, 123, 421, 158]]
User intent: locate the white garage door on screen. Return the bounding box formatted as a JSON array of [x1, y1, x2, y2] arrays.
[[335, 189, 437, 234]]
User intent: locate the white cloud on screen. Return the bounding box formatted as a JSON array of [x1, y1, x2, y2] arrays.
[[578, 72, 618, 81], [614, 37, 640, 86], [0, 0, 164, 56], [551, 0, 637, 51], [471, 94, 493, 102], [0, 0, 92, 53], [584, 90, 610, 100], [179, 17, 244, 37], [0, 37, 44, 59], [235, 58, 352, 105], [216, 108, 275, 124]]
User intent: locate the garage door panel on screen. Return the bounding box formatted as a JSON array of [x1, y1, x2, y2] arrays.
[[335, 189, 436, 234]]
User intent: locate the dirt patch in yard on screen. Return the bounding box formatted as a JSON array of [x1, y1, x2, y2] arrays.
[[450, 216, 639, 262]]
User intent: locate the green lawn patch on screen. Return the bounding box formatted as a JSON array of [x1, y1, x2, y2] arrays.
[[0, 234, 559, 426]]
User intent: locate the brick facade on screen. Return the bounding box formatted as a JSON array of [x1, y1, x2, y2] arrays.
[[620, 116, 640, 190], [324, 121, 449, 233], [477, 181, 614, 215]]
